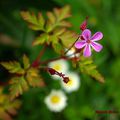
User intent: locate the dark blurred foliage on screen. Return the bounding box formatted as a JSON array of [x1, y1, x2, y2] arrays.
[[0, 0, 120, 120]]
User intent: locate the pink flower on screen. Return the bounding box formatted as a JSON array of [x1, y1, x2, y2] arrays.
[[75, 29, 103, 57]]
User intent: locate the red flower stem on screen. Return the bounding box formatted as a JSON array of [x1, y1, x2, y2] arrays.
[[32, 36, 82, 67], [39, 49, 81, 65], [39, 56, 67, 65], [32, 44, 47, 67], [36, 44, 47, 62]]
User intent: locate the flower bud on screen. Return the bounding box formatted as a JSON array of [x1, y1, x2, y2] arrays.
[[80, 16, 88, 31], [63, 77, 69, 83], [48, 68, 56, 75]]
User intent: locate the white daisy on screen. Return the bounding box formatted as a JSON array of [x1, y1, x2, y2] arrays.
[[48, 59, 69, 79], [61, 72, 80, 93], [44, 90, 67, 112], [65, 47, 80, 58]]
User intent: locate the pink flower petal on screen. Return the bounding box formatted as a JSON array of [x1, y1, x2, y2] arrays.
[[91, 42, 103, 52], [75, 41, 86, 49], [83, 44, 91, 57], [82, 29, 91, 40], [91, 32, 103, 41]]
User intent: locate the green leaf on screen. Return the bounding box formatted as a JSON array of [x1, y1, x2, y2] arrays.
[[79, 57, 104, 83], [49, 35, 58, 44], [21, 11, 37, 24], [0, 90, 21, 120], [47, 12, 56, 24], [53, 28, 66, 36], [59, 31, 77, 48], [21, 11, 45, 31], [49, 35, 63, 53], [55, 5, 71, 21], [45, 21, 53, 33], [38, 12, 45, 28], [26, 67, 43, 87], [21, 6, 76, 54], [52, 42, 63, 54], [1, 61, 25, 74], [45, 5, 71, 33], [58, 21, 72, 27], [23, 54, 30, 69], [9, 76, 29, 100], [32, 33, 49, 46]]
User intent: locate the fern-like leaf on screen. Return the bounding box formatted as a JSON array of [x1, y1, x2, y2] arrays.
[[79, 57, 104, 83], [23, 54, 30, 69], [0, 87, 21, 120], [1, 61, 25, 74], [21, 6, 73, 50], [9, 76, 29, 100], [21, 11, 45, 31], [26, 67, 43, 87]]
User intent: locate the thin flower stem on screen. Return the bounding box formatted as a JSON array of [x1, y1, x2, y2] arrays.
[[39, 51, 78, 65], [64, 17, 88, 55], [39, 56, 67, 65], [64, 35, 80, 55], [36, 44, 47, 62], [32, 44, 47, 67], [32, 36, 81, 67]]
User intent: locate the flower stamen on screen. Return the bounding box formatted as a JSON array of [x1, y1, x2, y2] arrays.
[[51, 95, 60, 104], [86, 40, 91, 44]]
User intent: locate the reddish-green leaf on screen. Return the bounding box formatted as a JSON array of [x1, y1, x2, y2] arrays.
[[1, 61, 25, 74], [21, 11, 45, 31], [26, 67, 43, 87], [79, 57, 104, 83], [32, 33, 49, 46], [9, 76, 29, 100], [23, 54, 30, 69]]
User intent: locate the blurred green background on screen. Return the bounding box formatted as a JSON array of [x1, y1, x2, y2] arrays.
[[0, 0, 120, 120]]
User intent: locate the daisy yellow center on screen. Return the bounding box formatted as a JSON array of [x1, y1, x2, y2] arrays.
[[51, 95, 60, 104], [66, 79, 73, 86], [53, 64, 61, 71]]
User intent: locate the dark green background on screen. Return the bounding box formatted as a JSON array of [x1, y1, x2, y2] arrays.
[[0, 0, 120, 120]]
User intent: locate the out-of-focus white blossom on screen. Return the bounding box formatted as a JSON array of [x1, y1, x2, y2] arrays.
[[48, 59, 69, 79], [65, 47, 80, 58], [61, 72, 80, 93], [44, 90, 67, 112]]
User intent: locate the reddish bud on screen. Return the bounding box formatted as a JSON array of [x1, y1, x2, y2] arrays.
[[80, 17, 88, 31], [63, 77, 69, 83], [48, 68, 56, 75], [47, 68, 69, 83]]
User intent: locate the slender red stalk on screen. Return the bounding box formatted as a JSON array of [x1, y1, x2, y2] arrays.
[[32, 44, 47, 67]]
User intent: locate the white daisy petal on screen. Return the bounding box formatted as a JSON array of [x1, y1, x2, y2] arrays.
[[48, 59, 69, 80], [44, 90, 67, 112], [65, 47, 80, 58], [61, 72, 80, 93]]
